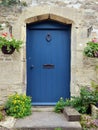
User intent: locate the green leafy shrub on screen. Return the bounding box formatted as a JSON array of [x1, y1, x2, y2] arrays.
[[84, 45, 94, 57], [54, 97, 66, 113], [68, 88, 97, 114], [0, 105, 6, 121], [0, 111, 3, 121], [0, 105, 5, 111], [84, 38, 98, 57], [55, 87, 98, 114], [1, 0, 27, 6], [91, 81, 98, 93], [91, 82, 98, 107], [74, 87, 97, 113], [20, 1, 27, 6], [55, 128, 62, 130], [5, 93, 32, 118], [1, 0, 19, 5]]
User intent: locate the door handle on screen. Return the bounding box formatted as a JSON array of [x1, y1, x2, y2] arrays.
[[30, 65, 34, 69]]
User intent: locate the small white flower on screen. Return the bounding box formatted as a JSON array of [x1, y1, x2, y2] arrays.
[[1, 23, 6, 27], [60, 97, 63, 100]]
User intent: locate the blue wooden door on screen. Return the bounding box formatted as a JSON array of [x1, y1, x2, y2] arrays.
[[26, 21, 71, 105]]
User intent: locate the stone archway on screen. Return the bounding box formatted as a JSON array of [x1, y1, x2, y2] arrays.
[[12, 5, 82, 97], [25, 13, 73, 24]]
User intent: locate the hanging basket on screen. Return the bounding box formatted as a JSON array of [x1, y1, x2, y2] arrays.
[[1, 45, 15, 54]]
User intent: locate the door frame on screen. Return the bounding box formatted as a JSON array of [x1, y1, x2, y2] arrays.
[[12, 6, 80, 97], [24, 13, 76, 97]]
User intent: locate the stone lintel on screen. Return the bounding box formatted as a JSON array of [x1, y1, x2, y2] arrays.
[[25, 14, 73, 24]]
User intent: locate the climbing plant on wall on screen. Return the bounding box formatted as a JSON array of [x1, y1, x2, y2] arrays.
[[1, 0, 20, 5], [1, 0, 27, 6]]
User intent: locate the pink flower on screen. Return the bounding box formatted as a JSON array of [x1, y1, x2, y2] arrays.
[[2, 32, 8, 37], [1, 32, 13, 39], [92, 38, 98, 43]]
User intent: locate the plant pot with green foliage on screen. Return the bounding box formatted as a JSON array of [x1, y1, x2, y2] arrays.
[[0, 33, 23, 54], [1, 45, 15, 54], [84, 38, 98, 58]]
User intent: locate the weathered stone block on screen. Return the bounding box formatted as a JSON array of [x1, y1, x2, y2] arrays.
[[63, 107, 81, 121], [91, 104, 98, 119]]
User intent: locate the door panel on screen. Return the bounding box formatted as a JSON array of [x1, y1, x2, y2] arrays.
[[26, 21, 71, 105]]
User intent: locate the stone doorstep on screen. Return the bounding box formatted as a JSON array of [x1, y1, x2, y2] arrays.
[[0, 107, 82, 130], [14, 110, 82, 130], [14, 121, 82, 130], [63, 107, 81, 122], [13, 126, 82, 130], [14, 122, 82, 130], [32, 107, 54, 112]]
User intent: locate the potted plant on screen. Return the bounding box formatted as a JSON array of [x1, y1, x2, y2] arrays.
[[0, 32, 23, 54], [84, 38, 98, 57]]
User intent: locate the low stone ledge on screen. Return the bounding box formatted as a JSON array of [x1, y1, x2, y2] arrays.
[[63, 107, 81, 121]]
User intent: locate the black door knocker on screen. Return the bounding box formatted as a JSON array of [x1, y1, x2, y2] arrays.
[[46, 33, 52, 42]]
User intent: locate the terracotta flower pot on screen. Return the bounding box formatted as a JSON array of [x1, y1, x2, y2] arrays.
[[1, 45, 15, 54]]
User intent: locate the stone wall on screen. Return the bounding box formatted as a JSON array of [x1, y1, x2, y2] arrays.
[[0, 0, 98, 104]]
